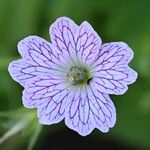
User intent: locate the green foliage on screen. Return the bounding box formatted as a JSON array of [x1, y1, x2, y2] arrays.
[[0, 108, 41, 150], [0, 0, 150, 149]]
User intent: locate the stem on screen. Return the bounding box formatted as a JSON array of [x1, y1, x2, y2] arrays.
[[0, 117, 31, 144]]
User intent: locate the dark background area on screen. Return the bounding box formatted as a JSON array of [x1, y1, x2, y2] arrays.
[[0, 0, 150, 149]]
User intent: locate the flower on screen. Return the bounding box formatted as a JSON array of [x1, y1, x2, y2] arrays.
[[8, 17, 137, 136]]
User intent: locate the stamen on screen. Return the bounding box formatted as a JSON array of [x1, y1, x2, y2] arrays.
[[67, 66, 91, 86]]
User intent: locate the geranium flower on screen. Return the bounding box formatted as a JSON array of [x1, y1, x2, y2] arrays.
[[8, 17, 137, 136]]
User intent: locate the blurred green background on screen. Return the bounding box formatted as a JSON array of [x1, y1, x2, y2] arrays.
[[0, 0, 150, 149]]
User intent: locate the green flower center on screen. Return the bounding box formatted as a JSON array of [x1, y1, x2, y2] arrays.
[[67, 66, 92, 86]]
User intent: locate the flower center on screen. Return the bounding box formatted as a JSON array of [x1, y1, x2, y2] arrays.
[[67, 66, 92, 86]]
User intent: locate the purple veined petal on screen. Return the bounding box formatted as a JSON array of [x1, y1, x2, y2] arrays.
[[8, 59, 37, 86], [65, 85, 116, 136], [49, 17, 102, 64], [9, 36, 70, 86], [8, 58, 67, 87], [65, 86, 94, 136], [23, 75, 71, 125], [91, 42, 138, 95], [87, 87, 116, 131], [18, 35, 69, 70], [77, 21, 102, 63], [18, 36, 52, 67]]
